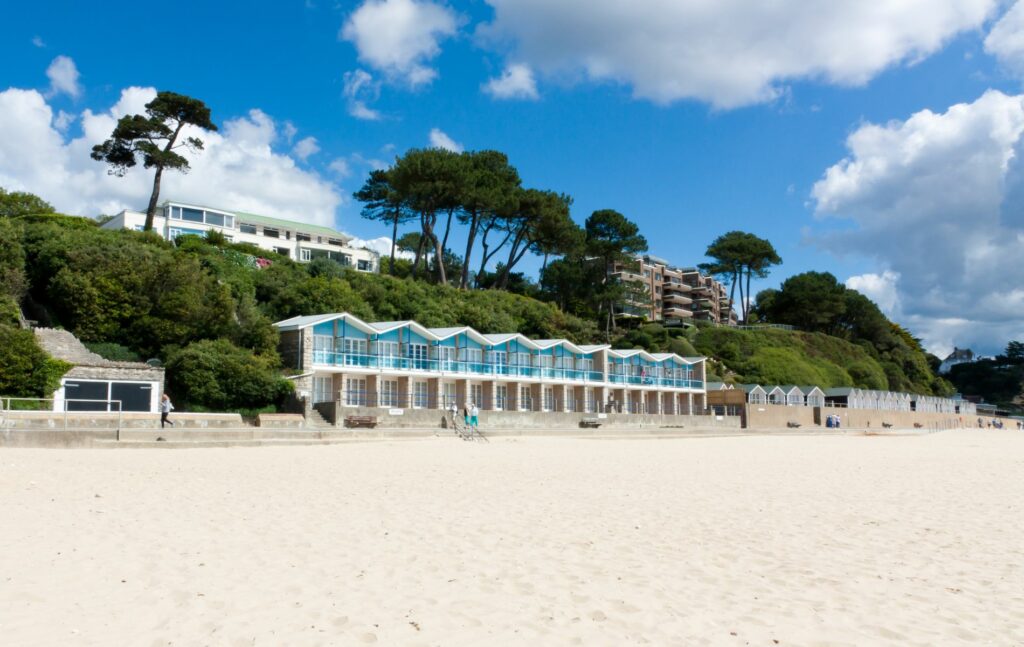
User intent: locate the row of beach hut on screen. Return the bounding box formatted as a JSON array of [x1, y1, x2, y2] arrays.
[[707, 383, 975, 414]]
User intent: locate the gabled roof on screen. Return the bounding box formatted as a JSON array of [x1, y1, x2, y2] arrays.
[[272, 311, 707, 364], [764, 385, 787, 394], [799, 385, 825, 395], [825, 387, 856, 396], [779, 385, 803, 394], [739, 384, 766, 394], [425, 326, 492, 345]]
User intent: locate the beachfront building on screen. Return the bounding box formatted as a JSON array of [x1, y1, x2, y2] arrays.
[[611, 255, 737, 326], [102, 200, 379, 271], [801, 386, 826, 408], [741, 384, 767, 404], [274, 312, 708, 417]]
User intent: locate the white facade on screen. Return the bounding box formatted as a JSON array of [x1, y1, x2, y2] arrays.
[[103, 201, 379, 271]]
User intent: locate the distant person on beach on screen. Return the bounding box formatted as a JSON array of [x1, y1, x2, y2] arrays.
[[470, 403, 479, 429], [463, 403, 470, 427], [160, 394, 174, 428]]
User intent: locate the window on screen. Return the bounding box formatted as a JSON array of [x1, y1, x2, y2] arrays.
[[296, 233, 311, 242], [263, 227, 280, 238], [300, 249, 311, 262], [519, 386, 532, 411], [461, 348, 483, 365], [486, 350, 507, 367], [328, 238, 344, 246], [412, 381, 428, 408], [240, 223, 257, 234], [357, 259, 371, 271], [655, 273, 662, 281], [495, 385, 507, 410], [380, 380, 399, 407], [275, 247, 290, 257], [543, 387, 555, 412], [205, 212, 225, 227], [470, 384, 483, 409], [284, 231, 291, 240], [442, 382, 456, 408], [313, 376, 333, 403], [407, 343, 428, 369], [181, 207, 204, 223], [312, 335, 333, 363], [345, 378, 367, 406]]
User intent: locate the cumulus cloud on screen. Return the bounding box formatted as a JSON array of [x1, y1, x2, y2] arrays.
[[478, 0, 999, 108], [845, 271, 902, 316], [985, 1, 1024, 77], [348, 236, 414, 259], [428, 127, 462, 152], [292, 136, 320, 161], [53, 109, 75, 131], [812, 90, 1024, 355], [341, 0, 458, 86], [0, 86, 344, 227], [482, 63, 539, 100], [343, 69, 382, 120], [46, 55, 81, 99]]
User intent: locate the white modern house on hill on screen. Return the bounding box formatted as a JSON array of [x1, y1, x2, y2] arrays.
[[102, 200, 379, 271]]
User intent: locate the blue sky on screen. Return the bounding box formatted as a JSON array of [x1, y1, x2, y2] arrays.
[[3, 0, 1024, 355]]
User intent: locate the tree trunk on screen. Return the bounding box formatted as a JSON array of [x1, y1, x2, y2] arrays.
[[432, 233, 447, 284], [144, 166, 164, 232], [496, 228, 528, 289], [460, 210, 480, 290], [476, 224, 512, 288], [411, 218, 428, 280], [388, 213, 398, 275], [744, 266, 753, 323], [728, 267, 738, 321]]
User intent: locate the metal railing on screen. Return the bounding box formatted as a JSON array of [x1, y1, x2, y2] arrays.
[[310, 351, 702, 388], [0, 397, 124, 437]]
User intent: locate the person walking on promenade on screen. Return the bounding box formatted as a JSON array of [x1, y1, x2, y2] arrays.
[[160, 394, 175, 428], [470, 402, 480, 430]]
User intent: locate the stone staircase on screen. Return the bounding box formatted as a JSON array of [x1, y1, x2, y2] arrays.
[[306, 408, 333, 428], [33, 328, 109, 365]]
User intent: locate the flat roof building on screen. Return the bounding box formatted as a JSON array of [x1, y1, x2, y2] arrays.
[[102, 200, 379, 272], [612, 255, 737, 326]]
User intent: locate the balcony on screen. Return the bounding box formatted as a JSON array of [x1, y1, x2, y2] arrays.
[[663, 282, 692, 293], [310, 351, 703, 389], [663, 306, 694, 319], [663, 293, 693, 305]]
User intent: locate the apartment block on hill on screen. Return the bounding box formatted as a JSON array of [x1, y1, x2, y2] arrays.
[[612, 254, 737, 326], [103, 200, 379, 271]]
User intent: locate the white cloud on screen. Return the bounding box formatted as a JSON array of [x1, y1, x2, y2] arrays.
[[341, 0, 458, 86], [46, 55, 82, 99], [282, 120, 298, 143], [348, 235, 414, 259], [845, 271, 902, 316], [292, 136, 320, 161], [482, 63, 539, 100], [428, 127, 462, 152], [985, 1, 1024, 77], [328, 158, 352, 177], [812, 89, 1024, 355], [479, 0, 999, 108], [343, 69, 382, 120], [0, 86, 343, 227], [53, 109, 75, 131], [32, 36, 45, 48]]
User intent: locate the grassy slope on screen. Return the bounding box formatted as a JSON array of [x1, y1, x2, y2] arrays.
[[694, 326, 920, 391]]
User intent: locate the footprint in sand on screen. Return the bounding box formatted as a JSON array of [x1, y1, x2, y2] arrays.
[[360, 632, 378, 643], [589, 610, 607, 622]]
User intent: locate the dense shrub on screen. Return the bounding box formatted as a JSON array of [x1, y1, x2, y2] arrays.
[[165, 339, 292, 411], [84, 342, 142, 362], [0, 325, 71, 398]]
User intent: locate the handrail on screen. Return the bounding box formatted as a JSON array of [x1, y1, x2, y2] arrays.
[[0, 397, 124, 437], [309, 351, 703, 388]]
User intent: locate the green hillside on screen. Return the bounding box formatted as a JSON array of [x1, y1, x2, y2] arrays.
[[0, 200, 952, 411]]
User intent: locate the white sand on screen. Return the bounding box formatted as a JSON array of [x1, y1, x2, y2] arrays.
[[2, 431, 1022, 646]]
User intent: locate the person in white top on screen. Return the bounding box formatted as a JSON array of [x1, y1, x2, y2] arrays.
[[470, 403, 479, 429], [160, 394, 175, 428]]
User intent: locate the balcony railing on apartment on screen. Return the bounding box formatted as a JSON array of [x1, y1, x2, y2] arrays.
[[310, 351, 703, 389]]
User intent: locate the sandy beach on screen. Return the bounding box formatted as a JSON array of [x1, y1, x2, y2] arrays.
[[2, 430, 1022, 646]]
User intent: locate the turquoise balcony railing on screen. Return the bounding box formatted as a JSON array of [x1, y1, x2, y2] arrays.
[[311, 351, 701, 389]]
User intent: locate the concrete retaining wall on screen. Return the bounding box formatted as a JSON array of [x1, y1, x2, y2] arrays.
[[333, 406, 741, 430], [743, 404, 977, 430], [0, 411, 244, 430], [256, 413, 305, 428]]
